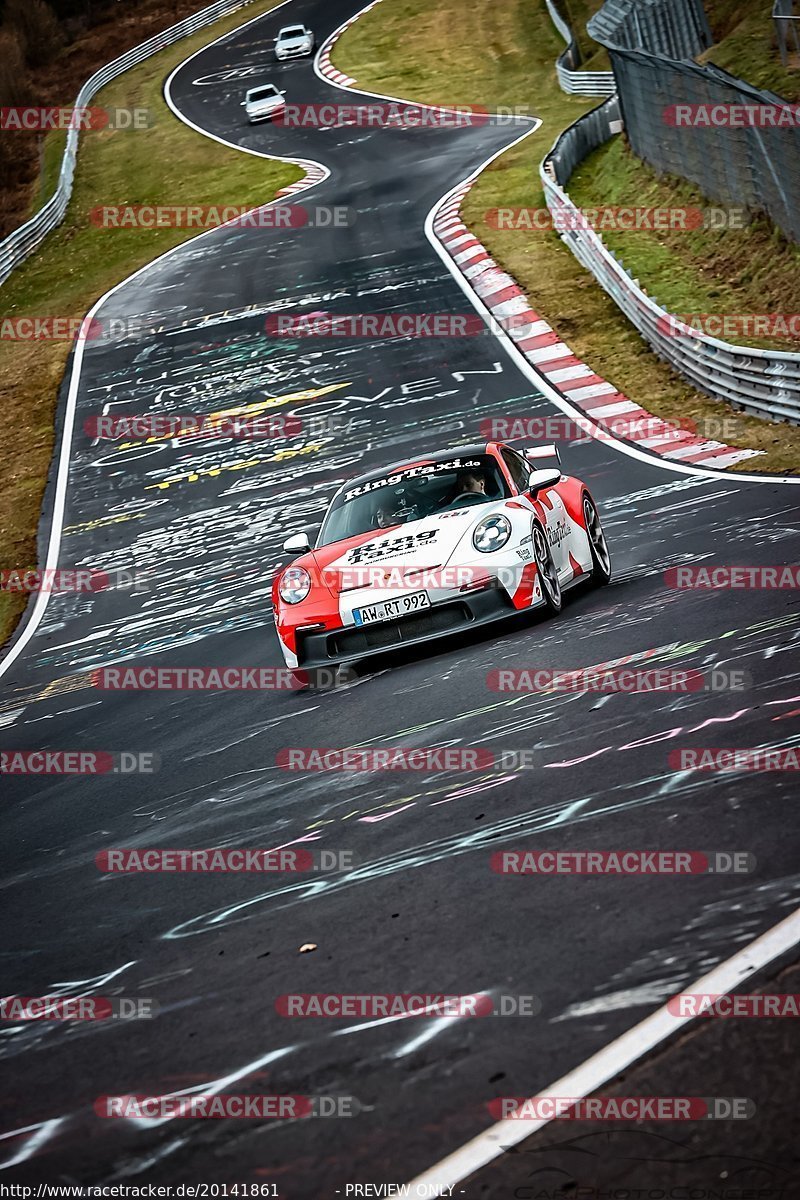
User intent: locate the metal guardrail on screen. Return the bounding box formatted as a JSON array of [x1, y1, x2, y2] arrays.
[[540, 97, 800, 425], [0, 0, 260, 288], [544, 0, 616, 97]]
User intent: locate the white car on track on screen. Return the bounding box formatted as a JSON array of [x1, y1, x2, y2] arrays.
[[274, 24, 315, 60], [241, 83, 286, 123], [272, 442, 612, 678]]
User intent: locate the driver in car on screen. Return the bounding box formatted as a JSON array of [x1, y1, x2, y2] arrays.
[[442, 469, 487, 508], [454, 469, 486, 498], [374, 498, 406, 529]]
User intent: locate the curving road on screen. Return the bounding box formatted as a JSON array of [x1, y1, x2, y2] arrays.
[[1, 0, 799, 1191]]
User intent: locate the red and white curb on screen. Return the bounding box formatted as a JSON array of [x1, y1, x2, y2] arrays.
[[317, 0, 386, 87], [433, 188, 765, 470], [275, 160, 328, 197], [317, 44, 357, 88]]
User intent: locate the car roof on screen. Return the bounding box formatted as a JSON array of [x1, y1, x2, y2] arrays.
[[278, 25, 305, 33], [340, 443, 497, 491]]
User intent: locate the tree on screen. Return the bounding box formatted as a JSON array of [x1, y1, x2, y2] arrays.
[[4, 0, 64, 69]]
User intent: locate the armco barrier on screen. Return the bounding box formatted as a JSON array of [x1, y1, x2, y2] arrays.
[[0, 0, 262, 288], [540, 97, 800, 425], [544, 0, 616, 97]]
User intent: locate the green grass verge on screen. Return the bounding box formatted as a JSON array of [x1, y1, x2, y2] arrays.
[[332, 0, 800, 477], [702, 0, 800, 101], [0, 0, 303, 650]]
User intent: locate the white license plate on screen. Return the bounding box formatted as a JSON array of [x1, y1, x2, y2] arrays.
[[353, 591, 431, 626]]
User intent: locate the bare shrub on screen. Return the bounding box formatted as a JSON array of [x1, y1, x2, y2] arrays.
[[4, 0, 65, 69]]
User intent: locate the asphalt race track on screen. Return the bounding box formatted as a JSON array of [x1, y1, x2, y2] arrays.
[[1, 0, 799, 1192]]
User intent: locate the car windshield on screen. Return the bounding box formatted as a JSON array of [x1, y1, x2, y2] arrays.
[[318, 455, 510, 547], [278, 26, 306, 39], [247, 86, 279, 101]]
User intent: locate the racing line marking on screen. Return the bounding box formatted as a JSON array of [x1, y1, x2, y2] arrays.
[[405, 905, 800, 1192], [0, 0, 330, 681]]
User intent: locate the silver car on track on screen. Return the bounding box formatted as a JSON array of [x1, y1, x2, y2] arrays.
[[274, 24, 315, 60], [241, 83, 286, 124]]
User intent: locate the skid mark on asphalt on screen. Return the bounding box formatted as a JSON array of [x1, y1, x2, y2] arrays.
[[159, 767, 770, 938], [554, 875, 800, 1026]]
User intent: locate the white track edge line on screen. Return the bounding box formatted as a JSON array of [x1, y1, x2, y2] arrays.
[[406, 905, 800, 1192], [0, 0, 329, 681]]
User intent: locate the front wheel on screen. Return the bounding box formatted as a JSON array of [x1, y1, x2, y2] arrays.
[[532, 521, 562, 614], [583, 493, 611, 585]]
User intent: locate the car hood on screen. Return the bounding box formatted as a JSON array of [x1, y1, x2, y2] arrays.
[[308, 501, 514, 593]]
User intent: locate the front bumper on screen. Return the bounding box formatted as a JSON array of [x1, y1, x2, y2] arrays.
[[248, 107, 284, 123], [293, 584, 529, 669], [276, 45, 312, 58]]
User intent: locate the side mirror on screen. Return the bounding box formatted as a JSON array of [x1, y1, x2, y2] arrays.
[[240, 100, 247, 105], [283, 532, 311, 554], [280, 89, 287, 95], [527, 467, 561, 493]]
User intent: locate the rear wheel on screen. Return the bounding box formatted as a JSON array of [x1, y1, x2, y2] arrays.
[[583, 493, 611, 585], [532, 521, 562, 614]]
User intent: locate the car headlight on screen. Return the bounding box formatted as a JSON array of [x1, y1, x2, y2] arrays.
[[472, 514, 512, 553], [279, 566, 311, 604]]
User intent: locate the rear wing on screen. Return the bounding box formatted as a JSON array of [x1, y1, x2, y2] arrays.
[[523, 444, 561, 468]]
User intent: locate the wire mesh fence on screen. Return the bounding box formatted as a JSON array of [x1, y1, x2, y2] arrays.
[[588, 0, 800, 244], [540, 96, 800, 425]]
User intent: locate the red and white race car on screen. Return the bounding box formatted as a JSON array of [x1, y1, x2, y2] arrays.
[[271, 442, 610, 674]]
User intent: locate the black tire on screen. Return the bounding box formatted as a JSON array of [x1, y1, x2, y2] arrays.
[[582, 493, 611, 586], [532, 520, 562, 614]]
